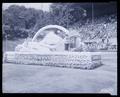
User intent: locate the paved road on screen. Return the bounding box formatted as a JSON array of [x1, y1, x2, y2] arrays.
[[2, 52, 117, 95]]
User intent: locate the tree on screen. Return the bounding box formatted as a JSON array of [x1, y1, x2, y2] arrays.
[[2, 5, 39, 40], [50, 3, 87, 27], [32, 10, 53, 33]]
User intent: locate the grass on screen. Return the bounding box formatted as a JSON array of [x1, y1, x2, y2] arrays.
[[2, 39, 25, 52]]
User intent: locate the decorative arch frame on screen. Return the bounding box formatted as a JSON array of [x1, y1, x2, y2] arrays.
[[32, 25, 70, 42], [70, 35, 81, 38]]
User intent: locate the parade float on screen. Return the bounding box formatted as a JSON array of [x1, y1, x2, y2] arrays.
[[4, 25, 102, 69]]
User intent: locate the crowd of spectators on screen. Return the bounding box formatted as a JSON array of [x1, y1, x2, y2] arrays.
[[70, 14, 117, 51], [80, 14, 117, 40]]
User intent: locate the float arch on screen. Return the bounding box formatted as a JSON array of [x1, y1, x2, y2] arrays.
[[32, 25, 70, 42]]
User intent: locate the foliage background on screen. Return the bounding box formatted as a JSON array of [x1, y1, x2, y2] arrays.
[[2, 2, 117, 40]]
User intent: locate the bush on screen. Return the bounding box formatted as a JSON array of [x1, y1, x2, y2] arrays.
[[3, 26, 29, 40]]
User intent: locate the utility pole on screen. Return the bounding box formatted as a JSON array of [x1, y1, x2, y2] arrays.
[[92, 3, 94, 26]]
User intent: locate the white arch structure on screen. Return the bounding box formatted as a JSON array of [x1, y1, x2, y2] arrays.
[[32, 25, 70, 42]]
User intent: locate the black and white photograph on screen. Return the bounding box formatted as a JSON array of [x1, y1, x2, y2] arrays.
[[2, 2, 117, 95]]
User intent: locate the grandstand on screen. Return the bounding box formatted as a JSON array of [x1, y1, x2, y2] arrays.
[[70, 14, 117, 51]]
